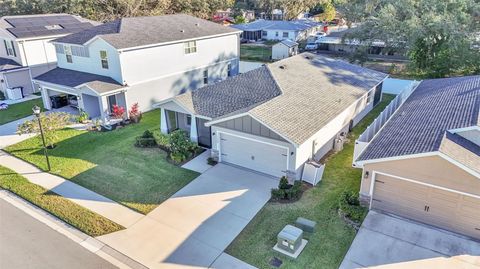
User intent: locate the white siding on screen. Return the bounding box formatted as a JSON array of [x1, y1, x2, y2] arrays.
[[56, 39, 123, 83], [20, 38, 57, 66], [126, 60, 231, 112], [295, 89, 376, 173], [120, 34, 239, 85]]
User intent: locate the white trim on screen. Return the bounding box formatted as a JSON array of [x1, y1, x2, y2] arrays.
[[217, 130, 290, 173], [449, 126, 480, 133], [357, 151, 480, 179], [372, 171, 480, 200]]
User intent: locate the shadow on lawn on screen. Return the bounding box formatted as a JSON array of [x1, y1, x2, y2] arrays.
[[10, 123, 199, 213]]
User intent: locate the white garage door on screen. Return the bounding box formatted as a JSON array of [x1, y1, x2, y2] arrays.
[[219, 132, 288, 177]]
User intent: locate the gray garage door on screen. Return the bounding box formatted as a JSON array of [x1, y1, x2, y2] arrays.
[[372, 173, 480, 240], [219, 132, 288, 177]]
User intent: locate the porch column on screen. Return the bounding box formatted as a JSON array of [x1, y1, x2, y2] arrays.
[[40, 87, 51, 110], [99, 95, 109, 123], [160, 108, 168, 134], [190, 115, 198, 143]]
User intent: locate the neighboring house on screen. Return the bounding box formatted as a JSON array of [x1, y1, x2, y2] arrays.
[[316, 27, 405, 57], [354, 76, 480, 240], [33, 14, 241, 122], [0, 14, 97, 100], [212, 17, 235, 26], [155, 53, 387, 178], [259, 9, 284, 21], [272, 39, 298, 60], [233, 19, 321, 41]]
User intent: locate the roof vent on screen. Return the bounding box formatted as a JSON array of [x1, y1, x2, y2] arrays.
[[195, 23, 200, 27], [279, 65, 287, 69], [180, 29, 185, 33]]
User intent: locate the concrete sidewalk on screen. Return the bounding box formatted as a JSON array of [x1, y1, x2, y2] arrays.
[[0, 150, 143, 228], [0, 115, 36, 149]]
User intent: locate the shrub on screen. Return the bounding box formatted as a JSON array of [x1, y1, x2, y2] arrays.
[[77, 109, 89, 123], [153, 130, 171, 151], [338, 191, 367, 223], [285, 181, 302, 200], [111, 105, 125, 119], [271, 188, 285, 200], [279, 176, 289, 190], [129, 103, 142, 123], [134, 130, 157, 147], [170, 151, 187, 164], [170, 130, 198, 157]]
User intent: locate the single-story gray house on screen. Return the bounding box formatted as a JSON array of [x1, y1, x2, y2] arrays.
[[156, 53, 388, 178], [272, 39, 298, 60], [233, 19, 321, 41]]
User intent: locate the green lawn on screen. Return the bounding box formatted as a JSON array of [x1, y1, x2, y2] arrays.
[[226, 94, 396, 269], [0, 98, 43, 125], [0, 165, 123, 236], [5, 110, 200, 214], [240, 44, 272, 62]]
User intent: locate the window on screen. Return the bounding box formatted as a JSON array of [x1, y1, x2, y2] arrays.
[[64, 45, 72, 63], [275, 31, 279, 37], [203, 70, 208, 85], [4, 40, 15, 57], [262, 31, 267, 36], [186, 115, 192, 126], [100, 50, 109, 69], [166, 110, 178, 132], [107, 95, 117, 112], [282, 32, 289, 38], [184, 41, 197, 54], [227, 63, 232, 77]]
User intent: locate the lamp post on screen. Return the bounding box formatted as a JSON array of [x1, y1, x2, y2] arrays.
[[32, 105, 51, 171]]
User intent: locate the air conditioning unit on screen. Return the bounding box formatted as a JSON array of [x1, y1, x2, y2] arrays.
[[334, 136, 345, 152], [6, 87, 23, 100]]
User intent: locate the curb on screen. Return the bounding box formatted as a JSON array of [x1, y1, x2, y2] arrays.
[[0, 189, 148, 269]]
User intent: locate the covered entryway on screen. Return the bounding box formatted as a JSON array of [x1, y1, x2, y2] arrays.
[[218, 132, 288, 177], [371, 173, 480, 240]]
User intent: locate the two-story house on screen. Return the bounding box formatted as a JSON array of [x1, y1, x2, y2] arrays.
[[0, 14, 97, 100], [33, 14, 241, 122]]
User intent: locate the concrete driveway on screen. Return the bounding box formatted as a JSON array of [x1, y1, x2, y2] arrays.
[[340, 211, 480, 269], [98, 164, 277, 269]]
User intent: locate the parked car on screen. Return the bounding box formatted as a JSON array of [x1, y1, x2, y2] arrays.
[[315, 32, 327, 38], [305, 43, 318, 50]]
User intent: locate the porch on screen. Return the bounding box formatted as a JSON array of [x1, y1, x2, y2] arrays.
[[160, 108, 212, 148], [40, 86, 127, 123]]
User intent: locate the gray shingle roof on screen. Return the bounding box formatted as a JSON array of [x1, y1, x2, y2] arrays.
[[174, 53, 387, 145], [250, 53, 387, 145], [178, 66, 282, 118], [34, 67, 124, 94], [358, 76, 480, 161], [0, 14, 97, 39], [54, 14, 241, 49], [232, 19, 320, 32], [0, 57, 22, 71]]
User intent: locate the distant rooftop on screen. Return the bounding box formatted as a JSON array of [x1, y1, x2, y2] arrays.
[[0, 14, 98, 39], [54, 14, 241, 50], [358, 75, 480, 162], [232, 19, 321, 32]]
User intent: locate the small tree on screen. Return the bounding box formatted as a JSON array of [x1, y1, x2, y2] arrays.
[[111, 105, 125, 119], [234, 15, 246, 24], [17, 112, 72, 148], [129, 102, 142, 123]]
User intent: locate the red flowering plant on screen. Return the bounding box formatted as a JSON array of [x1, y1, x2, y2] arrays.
[[129, 102, 142, 123], [111, 105, 125, 119]]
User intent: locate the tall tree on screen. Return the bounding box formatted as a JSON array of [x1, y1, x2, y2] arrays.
[[336, 0, 480, 77]]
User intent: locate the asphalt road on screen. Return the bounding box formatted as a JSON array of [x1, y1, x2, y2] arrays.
[[0, 199, 117, 269]]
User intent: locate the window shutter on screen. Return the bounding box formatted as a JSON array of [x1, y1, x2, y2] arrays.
[[10, 41, 16, 57], [3, 40, 7, 55]]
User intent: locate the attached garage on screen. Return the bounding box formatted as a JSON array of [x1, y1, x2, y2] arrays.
[[371, 173, 480, 240], [218, 131, 289, 177]]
